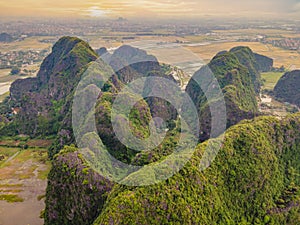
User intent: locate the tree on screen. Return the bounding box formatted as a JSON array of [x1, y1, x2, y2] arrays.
[[10, 67, 20, 75]]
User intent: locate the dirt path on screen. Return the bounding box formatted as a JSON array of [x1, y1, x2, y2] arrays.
[[4, 151, 20, 164]]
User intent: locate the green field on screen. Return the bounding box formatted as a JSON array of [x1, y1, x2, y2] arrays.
[[261, 72, 284, 91]]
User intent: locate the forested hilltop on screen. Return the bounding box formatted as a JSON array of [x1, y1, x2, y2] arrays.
[[0, 37, 298, 225]]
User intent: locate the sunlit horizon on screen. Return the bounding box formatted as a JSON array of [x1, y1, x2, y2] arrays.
[[0, 0, 300, 20]]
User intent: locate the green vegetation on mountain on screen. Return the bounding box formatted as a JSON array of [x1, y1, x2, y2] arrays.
[[94, 114, 300, 225], [186, 46, 271, 141], [0, 37, 98, 143], [1, 37, 298, 225], [230, 46, 263, 93], [42, 38, 187, 224], [45, 146, 114, 225], [94, 92, 152, 163], [0, 37, 100, 159], [44, 113, 300, 225], [0, 36, 180, 161], [274, 70, 300, 107]]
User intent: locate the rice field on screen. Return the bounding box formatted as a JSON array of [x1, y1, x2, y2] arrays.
[[186, 41, 300, 69], [261, 72, 284, 91], [0, 146, 51, 225], [0, 37, 52, 52]]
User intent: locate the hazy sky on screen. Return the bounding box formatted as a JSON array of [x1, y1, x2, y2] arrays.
[[1, 0, 300, 19]]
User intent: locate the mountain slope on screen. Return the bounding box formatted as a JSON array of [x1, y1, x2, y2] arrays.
[[3, 37, 98, 140], [44, 114, 300, 225], [186, 47, 262, 141], [37, 39, 299, 225], [94, 114, 300, 225], [45, 146, 114, 225], [274, 70, 300, 107]]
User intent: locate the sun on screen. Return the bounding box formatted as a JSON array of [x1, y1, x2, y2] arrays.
[[85, 6, 111, 17]]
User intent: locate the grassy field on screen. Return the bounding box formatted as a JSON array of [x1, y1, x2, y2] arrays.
[[0, 66, 38, 82], [261, 72, 284, 91], [0, 194, 24, 203], [0, 147, 51, 202], [0, 138, 52, 179], [0, 148, 49, 177], [183, 35, 217, 43], [0, 147, 20, 167]]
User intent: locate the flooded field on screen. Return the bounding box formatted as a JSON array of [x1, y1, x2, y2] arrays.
[[0, 147, 51, 225]]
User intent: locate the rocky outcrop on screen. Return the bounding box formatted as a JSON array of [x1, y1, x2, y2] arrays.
[[3, 37, 181, 159], [229, 46, 262, 93]]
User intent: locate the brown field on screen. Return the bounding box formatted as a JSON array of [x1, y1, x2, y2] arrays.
[[0, 37, 52, 52], [87, 34, 189, 50], [27, 139, 53, 148], [212, 29, 296, 36], [0, 69, 11, 78], [186, 41, 300, 69]]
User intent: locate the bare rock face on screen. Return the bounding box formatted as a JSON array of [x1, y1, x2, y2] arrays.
[[106, 45, 160, 84], [105, 45, 178, 123], [10, 77, 38, 101]]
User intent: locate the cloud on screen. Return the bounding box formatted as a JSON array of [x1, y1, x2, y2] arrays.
[[0, 0, 299, 18], [84, 6, 111, 17], [293, 2, 300, 11]]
